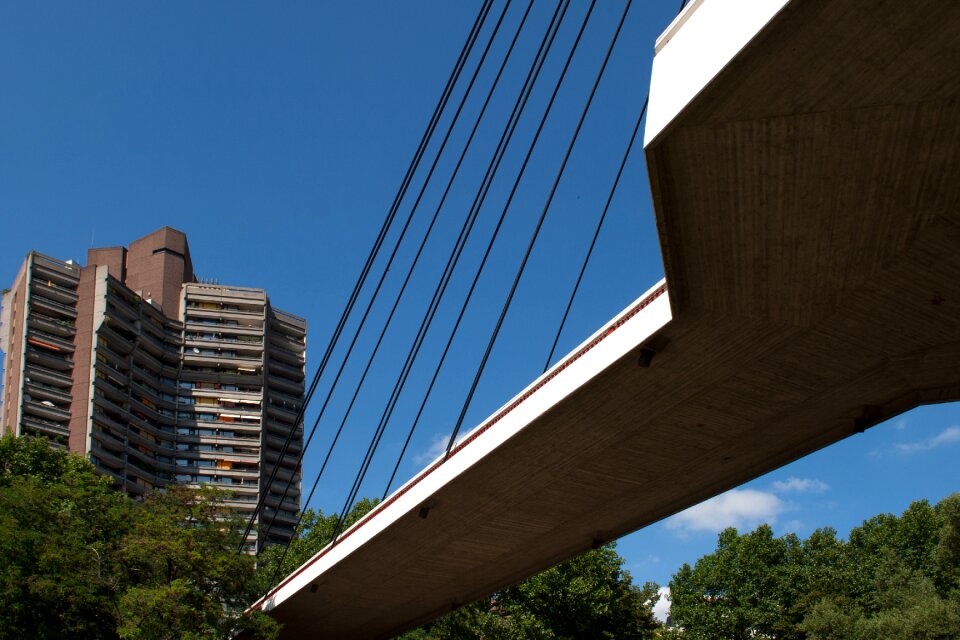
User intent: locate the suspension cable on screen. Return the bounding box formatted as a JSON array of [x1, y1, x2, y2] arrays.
[[379, 0, 571, 500], [261, 0, 513, 549], [308, 0, 554, 544], [241, 0, 495, 553], [543, 94, 647, 371], [446, 0, 632, 457]]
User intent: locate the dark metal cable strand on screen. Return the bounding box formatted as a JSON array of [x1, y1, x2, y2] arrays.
[[446, 0, 632, 457], [262, 0, 516, 564], [381, 0, 571, 499], [322, 0, 552, 538], [330, 0, 564, 527], [543, 94, 647, 371], [244, 0, 495, 553], [439, 0, 600, 457], [259, 0, 500, 548]]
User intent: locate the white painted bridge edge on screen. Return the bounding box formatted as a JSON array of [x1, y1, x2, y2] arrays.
[[257, 278, 672, 613], [645, 0, 791, 147]]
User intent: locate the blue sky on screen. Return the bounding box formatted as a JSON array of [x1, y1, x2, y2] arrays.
[[1, 1, 956, 600]]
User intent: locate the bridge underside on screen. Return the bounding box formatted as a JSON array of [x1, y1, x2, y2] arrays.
[[261, 0, 960, 637]]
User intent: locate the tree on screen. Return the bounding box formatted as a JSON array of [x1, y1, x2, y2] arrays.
[[669, 524, 813, 640], [801, 495, 960, 640], [402, 543, 660, 640], [0, 435, 278, 640], [669, 495, 960, 640]]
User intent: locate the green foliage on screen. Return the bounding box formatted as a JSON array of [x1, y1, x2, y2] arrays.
[[0, 435, 279, 640], [255, 494, 659, 639], [669, 524, 812, 640], [400, 544, 660, 640], [669, 494, 960, 639], [0, 432, 92, 484]]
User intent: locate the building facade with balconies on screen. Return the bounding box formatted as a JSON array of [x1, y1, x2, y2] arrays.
[[0, 227, 305, 551]]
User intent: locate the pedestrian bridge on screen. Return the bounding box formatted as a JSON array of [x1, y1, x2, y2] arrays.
[[253, 0, 960, 636]]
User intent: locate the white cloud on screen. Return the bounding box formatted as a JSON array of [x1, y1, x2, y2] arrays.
[[772, 477, 829, 494], [414, 433, 450, 465], [782, 519, 806, 533], [893, 425, 960, 454], [666, 489, 785, 534], [652, 587, 671, 623]]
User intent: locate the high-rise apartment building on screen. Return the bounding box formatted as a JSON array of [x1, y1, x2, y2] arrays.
[[0, 227, 305, 551]]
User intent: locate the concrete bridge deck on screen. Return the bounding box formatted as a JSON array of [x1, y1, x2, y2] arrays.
[[256, 0, 960, 636]]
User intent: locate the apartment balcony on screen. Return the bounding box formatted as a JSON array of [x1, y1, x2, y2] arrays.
[[101, 313, 138, 342], [95, 361, 129, 392], [185, 306, 265, 327], [268, 330, 305, 353], [267, 384, 302, 404], [128, 376, 172, 408], [263, 432, 302, 454], [105, 297, 139, 324], [99, 404, 135, 433], [263, 413, 301, 433], [262, 506, 299, 527], [98, 324, 136, 355], [91, 427, 127, 456], [136, 329, 166, 359], [25, 347, 73, 372], [28, 312, 75, 338], [262, 433, 302, 456], [183, 349, 262, 368], [223, 484, 259, 499], [184, 463, 261, 480], [266, 359, 303, 382], [24, 381, 72, 407], [260, 520, 296, 541], [89, 442, 126, 471], [260, 463, 299, 485], [177, 419, 261, 435], [185, 284, 266, 302], [122, 480, 152, 496], [21, 413, 70, 439], [270, 307, 306, 331], [262, 451, 300, 474], [185, 336, 264, 359], [267, 344, 303, 368], [126, 422, 163, 449], [196, 332, 265, 346], [90, 433, 127, 467], [23, 398, 71, 422], [126, 447, 162, 475], [265, 400, 301, 422], [263, 491, 301, 511], [139, 313, 169, 340], [29, 294, 77, 320], [131, 346, 164, 373], [27, 329, 76, 353], [188, 387, 264, 403], [129, 394, 161, 419], [187, 302, 265, 318], [32, 255, 80, 287], [92, 419, 126, 443], [31, 279, 78, 306], [24, 364, 72, 388], [96, 334, 132, 363], [94, 376, 129, 404], [93, 393, 129, 421], [185, 317, 264, 336]]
